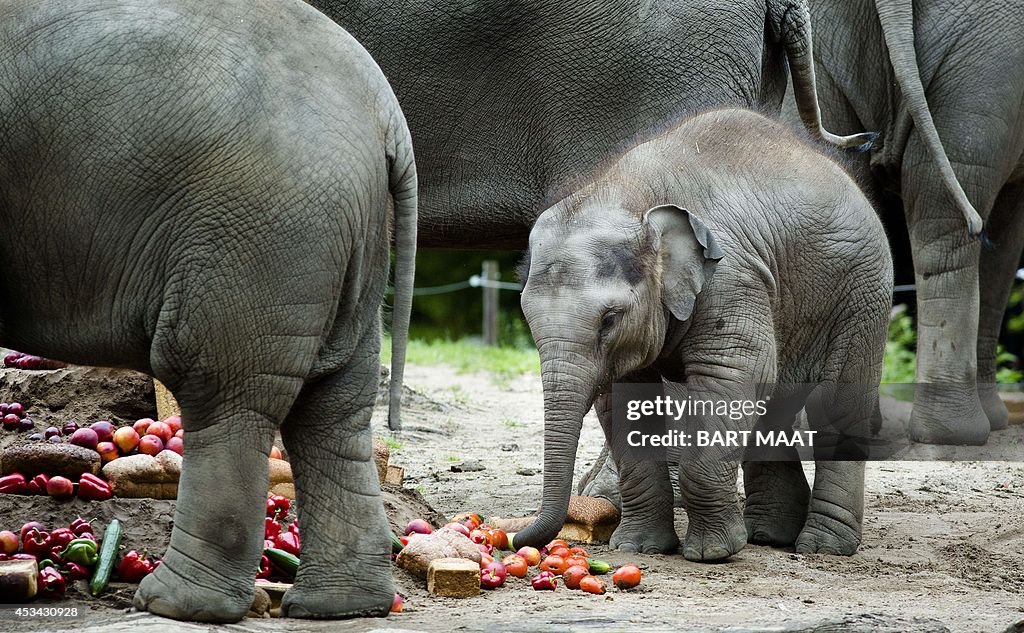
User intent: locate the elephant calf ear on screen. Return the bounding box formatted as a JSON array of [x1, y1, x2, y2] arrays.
[[643, 204, 724, 322]]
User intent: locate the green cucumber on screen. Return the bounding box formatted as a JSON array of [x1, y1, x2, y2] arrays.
[[89, 519, 122, 596], [264, 547, 300, 577], [390, 531, 404, 553], [586, 558, 611, 574]]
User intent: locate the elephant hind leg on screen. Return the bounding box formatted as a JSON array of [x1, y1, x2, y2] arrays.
[[135, 338, 308, 622], [742, 392, 810, 547], [977, 183, 1024, 432], [280, 317, 393, 619]]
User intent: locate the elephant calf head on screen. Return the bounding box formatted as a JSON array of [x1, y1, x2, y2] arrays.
[[514, 194, 722, 547]]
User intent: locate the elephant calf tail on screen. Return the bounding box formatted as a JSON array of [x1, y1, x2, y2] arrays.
[[873, 0, 984, 237], [771, 0, 879, 152], [385, 113, 418, 432]]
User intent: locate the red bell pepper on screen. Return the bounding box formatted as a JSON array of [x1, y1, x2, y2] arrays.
[[265, 517, 281, 539], [256, 555, 272, 580], [37, 566, 66, 599], [268, 494, 291, 517], [22, 530, 52, 558], [26, 474, 49, 495], [70, 517, 93, 536], [117, 550, 157, 583], [273, 531, 301, 557], [0, 473, 27, 495], [49, 528, 75, 550], [77, 473, 112, 501], [62, 561, 90, 581]]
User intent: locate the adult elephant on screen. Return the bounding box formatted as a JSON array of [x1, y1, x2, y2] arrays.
[[308, 0, 873, 249], [0, 0, 416, 622], [799, 0, 1024, 445]]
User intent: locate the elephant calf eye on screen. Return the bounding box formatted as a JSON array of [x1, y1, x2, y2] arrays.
[[600, 311, 619, 333]]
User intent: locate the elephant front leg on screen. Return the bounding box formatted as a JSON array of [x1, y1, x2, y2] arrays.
[[134, 395, 285, 622], [280, 336, 393, 619], [668, 381, 752, 562], [595, 385, 678, 555]]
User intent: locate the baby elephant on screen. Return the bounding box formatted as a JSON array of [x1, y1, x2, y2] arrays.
[[514, 108, 892, 561], [0, 0, 415, 622]]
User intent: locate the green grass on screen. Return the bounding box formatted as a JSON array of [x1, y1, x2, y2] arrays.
[[379, 436, 404, 451], [381, 336, 540, 384]]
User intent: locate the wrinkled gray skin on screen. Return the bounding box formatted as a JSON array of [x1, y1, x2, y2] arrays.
[[308, 0, 874, 248], [796, 0, 1024, 445], [0, 0, 416, 623], [516, 109, 893, 561]]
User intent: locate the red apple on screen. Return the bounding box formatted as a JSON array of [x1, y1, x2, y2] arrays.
[[133, 418, 154, 436], [163, 415, 182, 434], [69, 427, 98, 450], [139, 435, 163, 456], [46, 476, 74, 500], [444, 522, 471, 538], [146, 421, 172, 443], [165, 436, 184, 455], [174, 428, 184, 439], [96, 441, 119, 463], [20, 522, 44, 542], [0, 530, 18, 554], [7, 403, 24, 418], [90, 420, 114, 443], [404, 519, 433, 536], [113, 426, 140, 454], [269, 445, 282, 459]]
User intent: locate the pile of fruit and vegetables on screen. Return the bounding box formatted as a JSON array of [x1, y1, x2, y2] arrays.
[[1, 355, 646, 616], [0, 517, 159, 602]]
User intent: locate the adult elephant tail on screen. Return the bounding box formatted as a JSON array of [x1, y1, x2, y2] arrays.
[[386, 113, 418, 431], [873, 0, 984, 237], [772, 0, 879, 152]]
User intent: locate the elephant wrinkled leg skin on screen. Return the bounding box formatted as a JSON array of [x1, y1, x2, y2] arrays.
[[608, 459, 679, 555], [134, 411, 282, 622], [678, 459, 746, 562], [795, 461, 864, 556], [280, 337, 393, 619], [742, 460, 809, 547], [977, 185, 1024, 432], [577, 444, 622, 509]]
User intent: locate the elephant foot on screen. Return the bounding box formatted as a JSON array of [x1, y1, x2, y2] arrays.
[[744, 507, 805, 547], [281, 578, 393, 619], [794, 513, 860, 556], [577, 450, 621, 509], [909, 384, 990, 445], [743, 461, 809, 547], [682, 505, 746, 562], [133, 554, 253, 623], [978, 383, 1010, 431], [610, 522, 679, 554]]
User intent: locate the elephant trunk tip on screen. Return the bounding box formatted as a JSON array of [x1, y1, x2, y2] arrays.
[[510, 515, 563, 550]]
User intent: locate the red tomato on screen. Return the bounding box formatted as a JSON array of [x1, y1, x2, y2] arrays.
[[547, 546, 570, 559], [501, 554, 528, 578], [565, 555, 589, 571], [612, 564, 642, 589], [545, 539, 569, 551], [563, 565, 589, 590], [580, 575, 607, 594], [569, 546, 589, 558], [539, 555, 568, 575], [488, 529, 509, 550]]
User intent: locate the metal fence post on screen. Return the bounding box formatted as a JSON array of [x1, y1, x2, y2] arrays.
[[482, 260, 499, 345]]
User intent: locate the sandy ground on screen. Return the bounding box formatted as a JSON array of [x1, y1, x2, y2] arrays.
[[4, 362, 1024, 632]]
